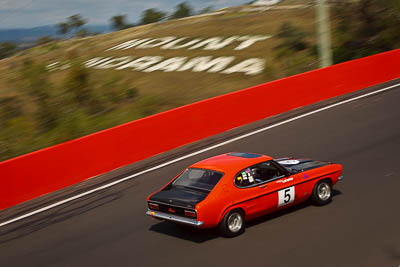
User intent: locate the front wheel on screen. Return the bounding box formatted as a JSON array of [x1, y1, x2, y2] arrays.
[[311, 180, 332, 205], [219, 210, 245, 237]]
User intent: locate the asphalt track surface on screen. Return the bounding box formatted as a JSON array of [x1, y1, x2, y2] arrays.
[[1, 81, 400, 267]]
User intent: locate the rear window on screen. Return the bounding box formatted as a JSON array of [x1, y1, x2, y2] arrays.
[[172, 168, 224, 192]]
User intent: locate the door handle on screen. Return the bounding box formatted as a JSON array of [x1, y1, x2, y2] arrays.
[[259, 184, 267, 188]]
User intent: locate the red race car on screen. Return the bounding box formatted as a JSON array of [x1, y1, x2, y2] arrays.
[[146, 152, 343, 237]]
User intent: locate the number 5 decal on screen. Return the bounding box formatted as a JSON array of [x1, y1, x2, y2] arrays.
[[278, 186, 295, 207]]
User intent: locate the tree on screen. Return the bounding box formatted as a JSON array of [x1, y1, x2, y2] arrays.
[[141, 9, 166, 25], [56, 22, 70, 36], [170, 2, 193, 20], [68, 14, 86, 30], [0, 96, 22, 124], [0, 42, 17, 59], [110, 15, 132, 31], [56, 14, 88, 38], [64, 64, 103, 114], [19, 60, 59, 131], [65, 64, 91, 105], [75, 28, 89, 38], [273, 22, 314, 76], [332, 0, 400, 63], [275, 22, 308, 52]]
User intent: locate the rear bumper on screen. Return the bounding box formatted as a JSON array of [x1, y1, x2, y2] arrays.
[[146, 210, 204, 227], [338, 175, 344, 181]]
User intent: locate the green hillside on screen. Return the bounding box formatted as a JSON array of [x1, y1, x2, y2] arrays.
[[1, 0, 397, 161]]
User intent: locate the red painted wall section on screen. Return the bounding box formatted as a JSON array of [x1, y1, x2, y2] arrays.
[[1, 49, 399, 210]]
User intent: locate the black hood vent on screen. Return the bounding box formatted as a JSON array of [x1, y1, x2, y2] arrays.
[[277, 158, 329, 173]]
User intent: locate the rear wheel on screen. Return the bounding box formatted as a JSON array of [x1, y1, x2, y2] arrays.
[[219, 210, 245, 237], [311, 180, 332, 205]]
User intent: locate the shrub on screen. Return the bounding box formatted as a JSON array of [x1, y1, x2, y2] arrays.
[[0, 96, 22, 124], [137, 95, 162, 117], [126, 87, 138, 100]]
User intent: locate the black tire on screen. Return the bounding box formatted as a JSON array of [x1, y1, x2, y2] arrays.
[[219, 210, 245, 237], [311, 179, 332, 205]]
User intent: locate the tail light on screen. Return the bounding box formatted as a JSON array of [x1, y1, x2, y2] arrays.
[[149, 203, 159, 210], [184, 210, 196, 218]]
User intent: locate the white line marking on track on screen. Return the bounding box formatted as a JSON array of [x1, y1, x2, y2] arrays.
[[1, 82, 399, 227]]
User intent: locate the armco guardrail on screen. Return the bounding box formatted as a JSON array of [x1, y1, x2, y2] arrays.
[[1, 49, 399, 210]]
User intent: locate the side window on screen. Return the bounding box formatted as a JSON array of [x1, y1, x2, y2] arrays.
[[235, 168, 256, 187], [234, 161, 286, 188], [258, 161, 285, 181]]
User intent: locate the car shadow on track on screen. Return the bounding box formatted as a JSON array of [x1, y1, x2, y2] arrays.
[[0, 183, 138, 244], [149, 189, 342, 243], [149, 221, 219, 243]]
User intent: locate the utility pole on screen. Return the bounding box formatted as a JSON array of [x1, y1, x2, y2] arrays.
[[316, 0, 333, 67]]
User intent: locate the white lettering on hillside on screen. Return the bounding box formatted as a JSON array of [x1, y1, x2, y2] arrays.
[[223, 58, 265, 75], [84, 56, 265, 76], [235, 35, 272, 50], [115, 56, 163, 71], [178, 56, 235, 72], [94, 56, 133, 69], [106, 39, 150, 51], [144, 57, 187, 72], [188, 36, 239, 50], [136, 37, 177, 49], [85, 57, 112, 67], [161, 38, 202, 50], [106, 35, 272, 51]]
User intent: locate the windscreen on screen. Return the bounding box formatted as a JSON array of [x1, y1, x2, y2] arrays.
[[172, 168, 224, 192]]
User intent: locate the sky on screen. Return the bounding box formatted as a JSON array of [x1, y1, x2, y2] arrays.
[[0, 0, 247, 29]]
